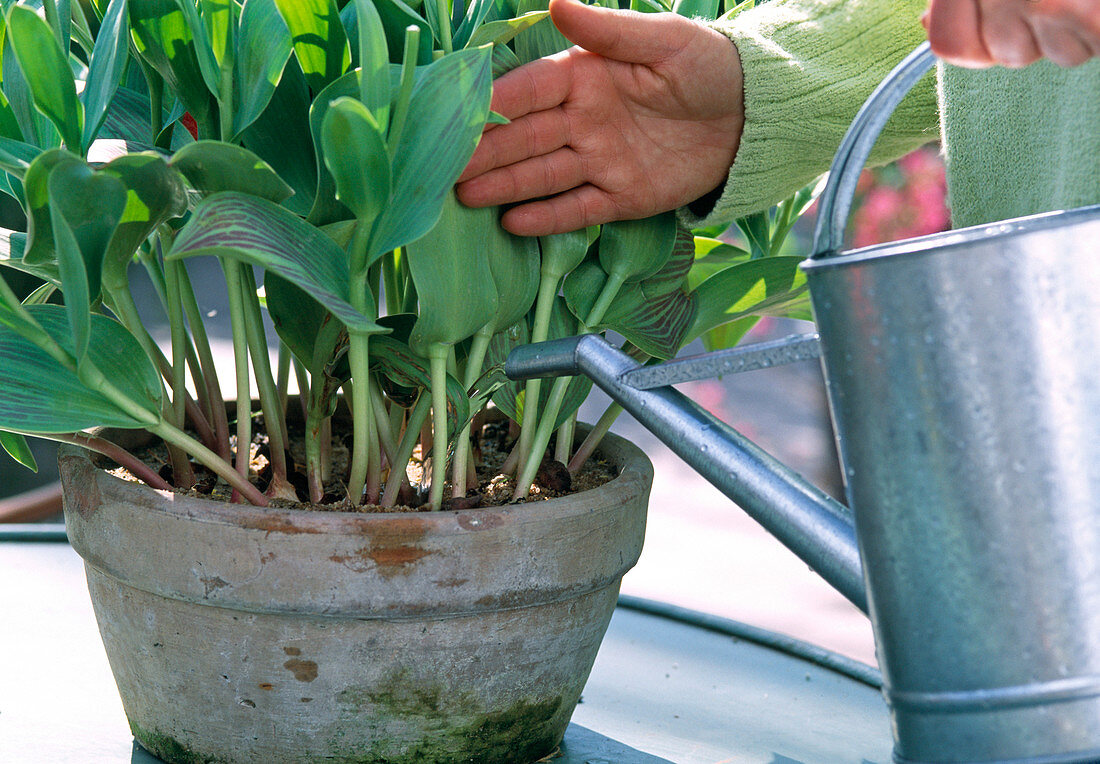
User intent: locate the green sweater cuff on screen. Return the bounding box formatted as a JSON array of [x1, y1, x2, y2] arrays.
[[680, 0, 939, 229]]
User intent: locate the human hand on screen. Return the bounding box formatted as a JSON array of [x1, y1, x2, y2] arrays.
[[923, 0, 1100, 68], [455, 0, 744, 236]]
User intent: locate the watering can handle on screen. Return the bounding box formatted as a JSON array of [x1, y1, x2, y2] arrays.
[[810, 42, 936, 259]]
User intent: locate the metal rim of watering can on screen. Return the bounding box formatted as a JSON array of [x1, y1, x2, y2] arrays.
[[810, 42, 936, 259]]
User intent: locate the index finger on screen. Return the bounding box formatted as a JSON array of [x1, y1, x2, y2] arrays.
[[490, 50, 576, 121]]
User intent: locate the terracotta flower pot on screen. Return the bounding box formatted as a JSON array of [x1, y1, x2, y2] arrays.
[[59, 429, 651, 764]]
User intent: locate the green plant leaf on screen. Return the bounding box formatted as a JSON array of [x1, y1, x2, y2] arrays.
[[640, 224, 695, 298], [2, 29, 61, 148], [685, 255, 810, 343], [686, 236, 749, 291], [486, 319, 527, 422], [464, 10, 547, 49], [97, 86, 190, 148], [598, 212, 677, 283], [343, 0, 431, 66], [48, 160, 128, 360], [319, 97, 389, 224], [98, 152, 189, 289], [511, 0, 570, 64], [451, 0, 496, 49], [0, 90, 26, 143], [0, 228, 59, 285], [303, 68, 358, 225], [0, 429, 37, 471], [404, 191, 499, 354], [273, 0, 349, 92], [172, 0, 221, 96], [599, 282, 695, 359], [23, 148, 85, 266], [233, 0, 293, 137], [264, 270, 346, 373], [369, 46, 492, 258], [701, 315, 757, 352], [735, 209, 770, 258], [168, 191, 385, 335], [170, 140, 294, 202], [6, 4, 84, 150], [348, 0, 389, 128], [239, 58, 316, 215], [0, 136, 42, 178], [200, 0, 234, 65], [370, 334, 469, 433], [483, 207, 539, 333], [0, 305, 163, 432], [490, 38, 522, 77], [561, 258, 604, 325], [80, 0, 130, 151], [598, 227, 698, 359], [129, 0, 216, 125]]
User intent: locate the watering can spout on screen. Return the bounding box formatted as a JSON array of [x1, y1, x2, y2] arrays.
[[506, 334, 867, 614]]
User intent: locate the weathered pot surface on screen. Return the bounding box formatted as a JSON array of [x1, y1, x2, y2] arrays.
[[60, 429, 652, 764]]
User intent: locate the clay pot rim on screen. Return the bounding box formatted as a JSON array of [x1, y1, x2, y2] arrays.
[[59, 425, 653, 538]]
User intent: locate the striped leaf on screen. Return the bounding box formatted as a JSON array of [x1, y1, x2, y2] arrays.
[[0, 305, 163, 432], [368, 46, 492, 258], [370, 335, 469, 433], [167, 191, 385, 336]]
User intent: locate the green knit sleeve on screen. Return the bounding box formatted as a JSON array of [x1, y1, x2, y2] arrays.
[[681, 0, 940, 228]]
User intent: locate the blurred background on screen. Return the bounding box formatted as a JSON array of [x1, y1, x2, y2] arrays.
[[0, 144, 949, 667]]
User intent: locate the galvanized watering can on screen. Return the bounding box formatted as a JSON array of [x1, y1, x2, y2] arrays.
[[507, 42, 1100, 763]]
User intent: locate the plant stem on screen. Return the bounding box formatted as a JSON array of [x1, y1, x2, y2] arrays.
[[516, 273, 560, 472], [220, 260, 253, 500], [369, 377, 399, 469], [568, 402, 622, 474], [162, 258, 196, 488], [276, 343, 291, 418], [427, 344, 449, 510], [452, 326, 492, 497], [554, 412, 576, 465], [345, 337, 372, 504], [177, 271, 231, 459], [51, 432, 173, 491], [303, 371, 337, 504], [513, 272, 625, 498], [153, 421, 268, 506], [387, 27, 420, 157], [381, 395, 430, 508], [239, 268, 295, 500]]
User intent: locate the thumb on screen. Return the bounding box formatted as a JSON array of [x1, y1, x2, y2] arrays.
[[549, 0, 693, 64]]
